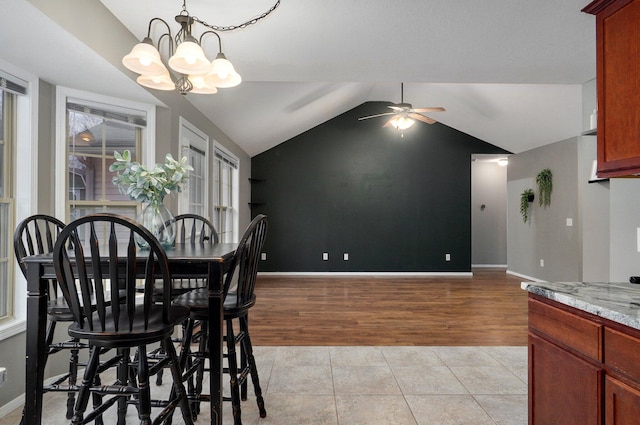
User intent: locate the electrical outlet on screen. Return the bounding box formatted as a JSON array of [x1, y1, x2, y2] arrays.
[[343, 253, 349, 261], [322, 252, 329, 261], [540, 259, 544, 267], [445, 253, 451, 261], [0, 367, 6, 387], [261, 252, 267, 261]]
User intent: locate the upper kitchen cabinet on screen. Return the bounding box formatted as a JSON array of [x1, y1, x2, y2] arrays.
[[583, 0, 640, 177]]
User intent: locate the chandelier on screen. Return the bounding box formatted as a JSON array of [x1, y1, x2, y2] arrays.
[[122, 0, 280, 95]]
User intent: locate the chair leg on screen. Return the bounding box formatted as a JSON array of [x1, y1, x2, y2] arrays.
[[240, 340, 248, 401], [164, 337, 195, 425], [116, 348, 130, 425], [67, 342, 80, 419], [240, 316, 266, 418], [136, 345, 152, 425], [226, 319, 243, 425], [165, 318, 196, 425], [71, 345, 101, 425], [193, 320, 208, 416]]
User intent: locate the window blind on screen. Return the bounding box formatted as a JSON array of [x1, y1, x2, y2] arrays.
[[0, 70, 27, 96], [67, 98, 147, 127]]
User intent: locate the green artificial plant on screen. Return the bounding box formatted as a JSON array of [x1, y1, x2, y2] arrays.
[[536, 168, 553, 208], [520, 188, 535, 223]]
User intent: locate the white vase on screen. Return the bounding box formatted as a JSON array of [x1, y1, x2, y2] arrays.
[[136, 196, 176, 249]]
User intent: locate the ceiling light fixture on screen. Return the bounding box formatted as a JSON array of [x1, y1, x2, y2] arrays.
[[498, 158, 509, 166], [389, 114, 415, 131], [122, 0, 280, 95]]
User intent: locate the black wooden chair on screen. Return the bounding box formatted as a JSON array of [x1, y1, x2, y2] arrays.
[[52, 213, 194, 425], [148, 213, 219, 386], [14, 215, 82, 421], [173, 214, 268, 425], [168, 213, 219, 295]]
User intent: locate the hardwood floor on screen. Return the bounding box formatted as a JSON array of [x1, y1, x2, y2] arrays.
[[249, 269, 529, 346]]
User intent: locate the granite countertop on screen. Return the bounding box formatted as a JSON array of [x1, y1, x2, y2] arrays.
[[521, 281, 640, 331]]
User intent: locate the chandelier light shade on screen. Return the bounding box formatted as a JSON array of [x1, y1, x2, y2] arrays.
[[122, 0, 280, 95], [205, 52, 242, 88], [122, 39, 168, 75], [389, 115, 415, 130], [167, 37, 211, 75], [137, 71, 175, 91], [188, 74, 219, 94]]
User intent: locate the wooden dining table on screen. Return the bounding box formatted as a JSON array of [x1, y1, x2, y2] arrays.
[[22, 242, 237, 425]]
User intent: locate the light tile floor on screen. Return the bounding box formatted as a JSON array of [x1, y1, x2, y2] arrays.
[[1, 346, 527, 425]]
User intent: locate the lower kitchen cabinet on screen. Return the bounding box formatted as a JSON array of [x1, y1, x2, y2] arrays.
[[528, 294, 640, 425], [529, 333, 603, 425], [606, 376, 640, 425]]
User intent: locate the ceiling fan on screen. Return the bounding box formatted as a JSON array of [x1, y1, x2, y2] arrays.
[[358, 83, 445, 130]]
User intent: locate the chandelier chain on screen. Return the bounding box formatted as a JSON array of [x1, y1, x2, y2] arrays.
[[192, 0, 280, 32]]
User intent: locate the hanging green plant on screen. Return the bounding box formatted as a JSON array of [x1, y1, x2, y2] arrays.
[[520, 188, 535, 223], [536, 168, 553, 208]]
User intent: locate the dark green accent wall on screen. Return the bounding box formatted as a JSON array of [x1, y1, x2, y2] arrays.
[[251, 102, 509, 272]]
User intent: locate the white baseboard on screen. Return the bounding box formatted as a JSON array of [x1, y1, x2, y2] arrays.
[[0, 394, 23, 419], [506, 269, 547, 282], [0, 372, 72, 419], [258, 271, 473, 277]]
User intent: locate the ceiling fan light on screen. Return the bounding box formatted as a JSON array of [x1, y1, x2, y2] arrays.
[[390, 116, 415, 130], [188, 74, 219, 94], [168, 39, 211, 74], [122, 38, 167, 75], [137, 71, 175, 91], [205, 53, 242, 88]]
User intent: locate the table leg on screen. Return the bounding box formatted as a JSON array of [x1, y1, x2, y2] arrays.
[[208, 262, 223, 425], [23, 263, 48, 425]]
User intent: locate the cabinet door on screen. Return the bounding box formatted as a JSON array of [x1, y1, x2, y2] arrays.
[[530, 333, 603, 425], [606, 376, 640, 425], [584, 0, 640, 177]]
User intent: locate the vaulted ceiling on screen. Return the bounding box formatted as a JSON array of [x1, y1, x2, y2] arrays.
[[1, 0, 596, 157]]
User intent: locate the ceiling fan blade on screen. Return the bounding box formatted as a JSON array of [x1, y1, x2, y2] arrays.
[[412, 107, 446, 113], [358, 112, 396, 121], [410, 113, 436, 124]]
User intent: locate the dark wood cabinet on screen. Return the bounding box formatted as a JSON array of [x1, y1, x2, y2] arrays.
[[529, 333, 603, 425], [528, 295, 640, 424], [529, 298, 604, 424], [583, 0, 640, 177], [605, 376, 640, 425]]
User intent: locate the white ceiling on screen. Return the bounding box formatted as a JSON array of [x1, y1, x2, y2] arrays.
[[2, 0, 596, 157]]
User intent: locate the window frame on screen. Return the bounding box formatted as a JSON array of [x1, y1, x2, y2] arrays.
[[0, 62, 37, 340], [54, 87, 156, 222], [213, 143, 239, 243], [178, 116, 209, 217]]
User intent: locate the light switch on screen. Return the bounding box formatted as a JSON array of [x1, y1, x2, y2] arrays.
[[566, 218, 573, 226]]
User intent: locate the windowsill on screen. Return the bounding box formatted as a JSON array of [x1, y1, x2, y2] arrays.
[[0, 318, 26, 341]]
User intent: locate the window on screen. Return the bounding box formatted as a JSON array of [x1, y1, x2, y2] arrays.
[[178, 118, 209, 217], [213, 145, 239, 243], [0, 66, 30, 335], [0, 90, 15, 321], [56, 88, 155, 225]]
